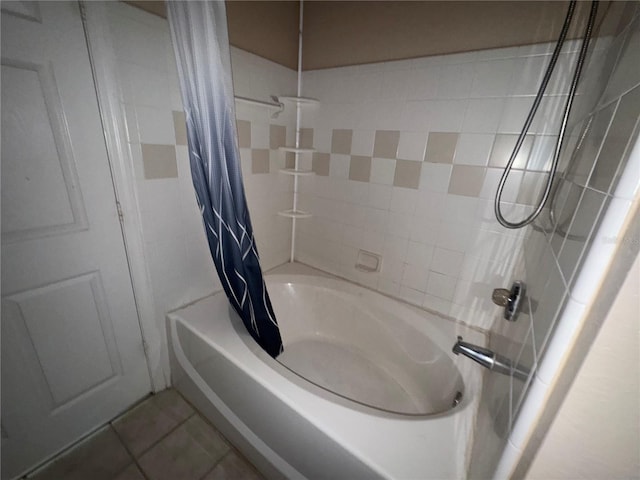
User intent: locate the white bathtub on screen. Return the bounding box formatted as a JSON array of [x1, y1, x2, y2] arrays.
[[168, 264, 484, 479]]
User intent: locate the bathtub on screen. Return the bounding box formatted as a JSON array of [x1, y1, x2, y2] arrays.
[[168, 263, 484, 479]]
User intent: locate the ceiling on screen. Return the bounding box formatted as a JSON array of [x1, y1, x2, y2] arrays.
[[124, 1, 624, 71]]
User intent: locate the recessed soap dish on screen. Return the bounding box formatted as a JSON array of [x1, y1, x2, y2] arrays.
[[355, 250, 382, 273]]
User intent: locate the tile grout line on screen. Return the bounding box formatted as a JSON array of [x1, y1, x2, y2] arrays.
[[110, 404, 197, 480], [195, 449, 233, 480], [172, 390, 266, 480], [22, 392, 154, 480], [109, 423, 151, 480]]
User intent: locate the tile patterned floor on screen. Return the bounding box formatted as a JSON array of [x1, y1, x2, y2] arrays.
[[27, 389, 264, 480]]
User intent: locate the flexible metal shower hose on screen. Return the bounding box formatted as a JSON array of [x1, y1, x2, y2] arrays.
[[494, 0, 599, 229]]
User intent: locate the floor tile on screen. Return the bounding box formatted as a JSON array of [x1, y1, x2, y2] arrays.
[[30, 426, 132, 480], [112, 463, 146, 480], [151, 388, 194, 423], [137, 415, 230, 480], [112, 396, 182, 457], [183, 415, 230, 461], [202, 451, 264, 480]]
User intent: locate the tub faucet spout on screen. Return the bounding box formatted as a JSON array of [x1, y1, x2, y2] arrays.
[[452, 336, 529, 381]]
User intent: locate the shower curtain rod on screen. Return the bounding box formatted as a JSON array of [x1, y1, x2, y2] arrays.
[[234, 95, 284, 117]]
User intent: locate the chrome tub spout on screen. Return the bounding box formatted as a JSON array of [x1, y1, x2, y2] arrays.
[[452, 336, 529, 381]]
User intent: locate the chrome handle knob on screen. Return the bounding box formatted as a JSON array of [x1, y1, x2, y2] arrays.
[[492, 288, 511, 307], [491, 282, 526, 322]]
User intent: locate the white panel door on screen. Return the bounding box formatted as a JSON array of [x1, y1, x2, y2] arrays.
[[1, 2, 151, 478]]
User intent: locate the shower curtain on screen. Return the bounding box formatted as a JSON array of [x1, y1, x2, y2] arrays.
[[167, 1, 283, 358]]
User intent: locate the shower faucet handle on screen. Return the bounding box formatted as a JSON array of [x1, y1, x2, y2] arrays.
[[492, 281, 526, 322], [491, 288, 511, 307]]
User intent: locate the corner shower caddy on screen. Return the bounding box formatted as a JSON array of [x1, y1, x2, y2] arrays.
[[278, 1, 317, 262], [272, 94, 320, 267], [276, 95, 319, 220]]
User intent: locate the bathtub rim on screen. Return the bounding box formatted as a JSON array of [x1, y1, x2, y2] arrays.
[[168, 268, 486, 479], [170, 272, 480, 420], [266, 273, 466, 352]]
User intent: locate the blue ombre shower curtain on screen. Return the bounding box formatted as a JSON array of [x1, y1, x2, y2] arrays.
[[167, 2, 283, 358]]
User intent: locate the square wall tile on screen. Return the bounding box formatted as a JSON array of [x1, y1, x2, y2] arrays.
[[329, 153, 351, 177], [510, 55, 548, 96], [463, 98, 505, 133], [453, 133, 495, 166], [141, 144, 178, 179], [531, 266, 567, 358], [527, 135, 556, 172], [390, 187, 418, 214], [419, 163, 452, 192], [370, 158, 397, 185], [550, 182, 584, 255], [406, 240, 434, 266], [448, 165, 486, 197], [250, 122, 269, 149], [401, 263, 429, 291], [299, 128, 314, 149], [397, 131, 428, 161], [480, 167, 522, 202], [373, 130, 400, 158], [173, 111, 187, 146], [499, 97, 533, 134], [312, 128, 331, 152], [565, 102, 616, 187], [122, 62, 171, 109], [557, 188, 607, 282], [425, 132, 458, 164], [589, 85, 640, 192], [471, 58, 515, 98], [331, 129, 353, 154], [285, 151, 296, 169], [251, 149, 270, 174], [417, 190, 446, 220], [430, 247, 464, 277], [312, 152, 330, 176], [430, 100, 467, 133], [516, 171, 546, 206], [600, 15, 640, 104], [489, 134, 533, 169], [236, 120, 251, 148], [393, 159, 422, 189], [436, 63, 474, 99], [511, 328, 536, 421], [349, 155, 372, 182], [269, 124, 286, 149], [426, 271, 457, 300], [352, 130, 375, 156], [137, 106, 176, 144], [368, 183, 393, 209]]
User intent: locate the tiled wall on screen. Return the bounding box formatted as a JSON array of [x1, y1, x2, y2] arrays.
[[103, 3, 637, 477], [232, 47, 297, 270], [469, 4, 640, 478], [105, 3, 296, 378], [295, 37, 610, 330]]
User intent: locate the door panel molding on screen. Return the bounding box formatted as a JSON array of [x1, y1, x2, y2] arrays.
[[1, 57, 88, 244], [4, 271, 124, 408]]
